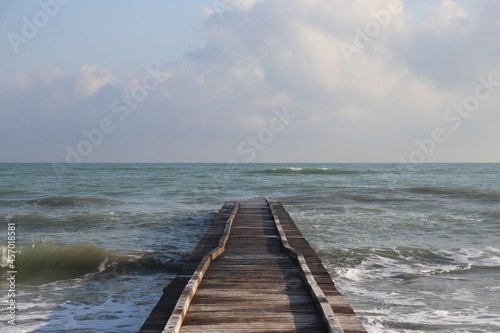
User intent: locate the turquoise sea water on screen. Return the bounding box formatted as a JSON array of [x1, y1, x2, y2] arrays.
[[1, 163, 499, 332]]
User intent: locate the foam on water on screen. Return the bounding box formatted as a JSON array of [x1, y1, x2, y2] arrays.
[[442, 248, 500, 268], [324, 246, 500, 332], [249, 166, 370, 175], [1, 163, 499, 332], [2, 273, 173, 333], [363, 306, 500, 333]]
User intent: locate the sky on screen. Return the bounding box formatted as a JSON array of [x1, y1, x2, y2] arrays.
[[1, 0, 499, 163]]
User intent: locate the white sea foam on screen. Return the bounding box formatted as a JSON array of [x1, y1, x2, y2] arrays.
[[98, 257, 108, 272], [440, 248, 500, 268], [5, 273, 173, 333], [2, 163, 499, 332]]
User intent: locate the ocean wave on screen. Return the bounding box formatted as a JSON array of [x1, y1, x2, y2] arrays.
[[408, 186, 500, 201], [249, 167, 373, 175], [440, 248, 500, 269], [337, 193, 411, 203], [0, 189, 27, 196], [4, 213, 53, 224], [27, 196, 118, 207], [482, 210, 500, 221], [322, 246, 500, 282], [4, 211, 119, 229], [322, 247, 451, 265], [327, 247, 500, 332], [0, 241, 176, 282]]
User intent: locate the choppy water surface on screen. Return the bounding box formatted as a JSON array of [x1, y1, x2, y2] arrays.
[[1, 163, 499, 332]]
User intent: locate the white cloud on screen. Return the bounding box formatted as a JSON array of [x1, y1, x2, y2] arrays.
[[423, 0, 468, 34], [2, 0, 500, 162], [72, 65, 114, 98], [1, 65, 114, 115], [234, 0, 258, 11]]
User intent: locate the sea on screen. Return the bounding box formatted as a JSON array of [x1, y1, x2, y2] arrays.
[[0, 163, 499, 333]]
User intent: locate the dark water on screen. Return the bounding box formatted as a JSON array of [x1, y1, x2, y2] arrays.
[[1, 163, 499, 332]]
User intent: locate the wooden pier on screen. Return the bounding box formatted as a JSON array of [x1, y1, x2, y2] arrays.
[[141, 199, 366, 333]]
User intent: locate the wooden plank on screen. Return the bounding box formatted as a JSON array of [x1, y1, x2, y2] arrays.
[[180, 323, 327, 333], [140, 202, 237, 332], [162, 201, 240, 333], [269, 200, 367, 333], [142, 199, 367, 333], [176, 199, 327, 333], [268, 199, 345, 333], [183, 312, 326, 325]]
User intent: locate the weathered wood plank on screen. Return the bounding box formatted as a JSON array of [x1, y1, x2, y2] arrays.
[[180, 323, 327, 333], [141, 199, 367, 333], [183, 312, 326, 325]]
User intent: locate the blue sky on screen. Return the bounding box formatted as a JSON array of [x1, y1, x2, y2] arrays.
[[1, 1, 207, 76], [1, 0, 499, 162]]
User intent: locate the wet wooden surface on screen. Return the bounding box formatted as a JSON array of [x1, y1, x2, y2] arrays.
[[140, 199, 367, 333]]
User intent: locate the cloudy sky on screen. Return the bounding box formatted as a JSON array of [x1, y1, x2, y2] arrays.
[[1, 0, 499, 163]]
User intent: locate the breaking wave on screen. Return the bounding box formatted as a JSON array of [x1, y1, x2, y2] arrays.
[[0, 241, 177, 282], [407, 186, 500, 201], [250, 167, 373, 175], [26, 196, 118, 207], [321, 246, 500, 282]]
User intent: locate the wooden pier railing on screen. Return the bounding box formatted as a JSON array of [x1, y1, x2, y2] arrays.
[[140, 198, 367, 333]]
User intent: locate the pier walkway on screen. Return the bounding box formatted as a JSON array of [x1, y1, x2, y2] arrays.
[[141, 199, 366, 333]]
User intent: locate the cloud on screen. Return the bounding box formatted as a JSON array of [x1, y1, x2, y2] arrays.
[[422, 0, 468, 34], [72, 65, 114, 98], [1, 65, 114, 115], [398, 0, 500, 89], [2, 0, 500, 162]]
